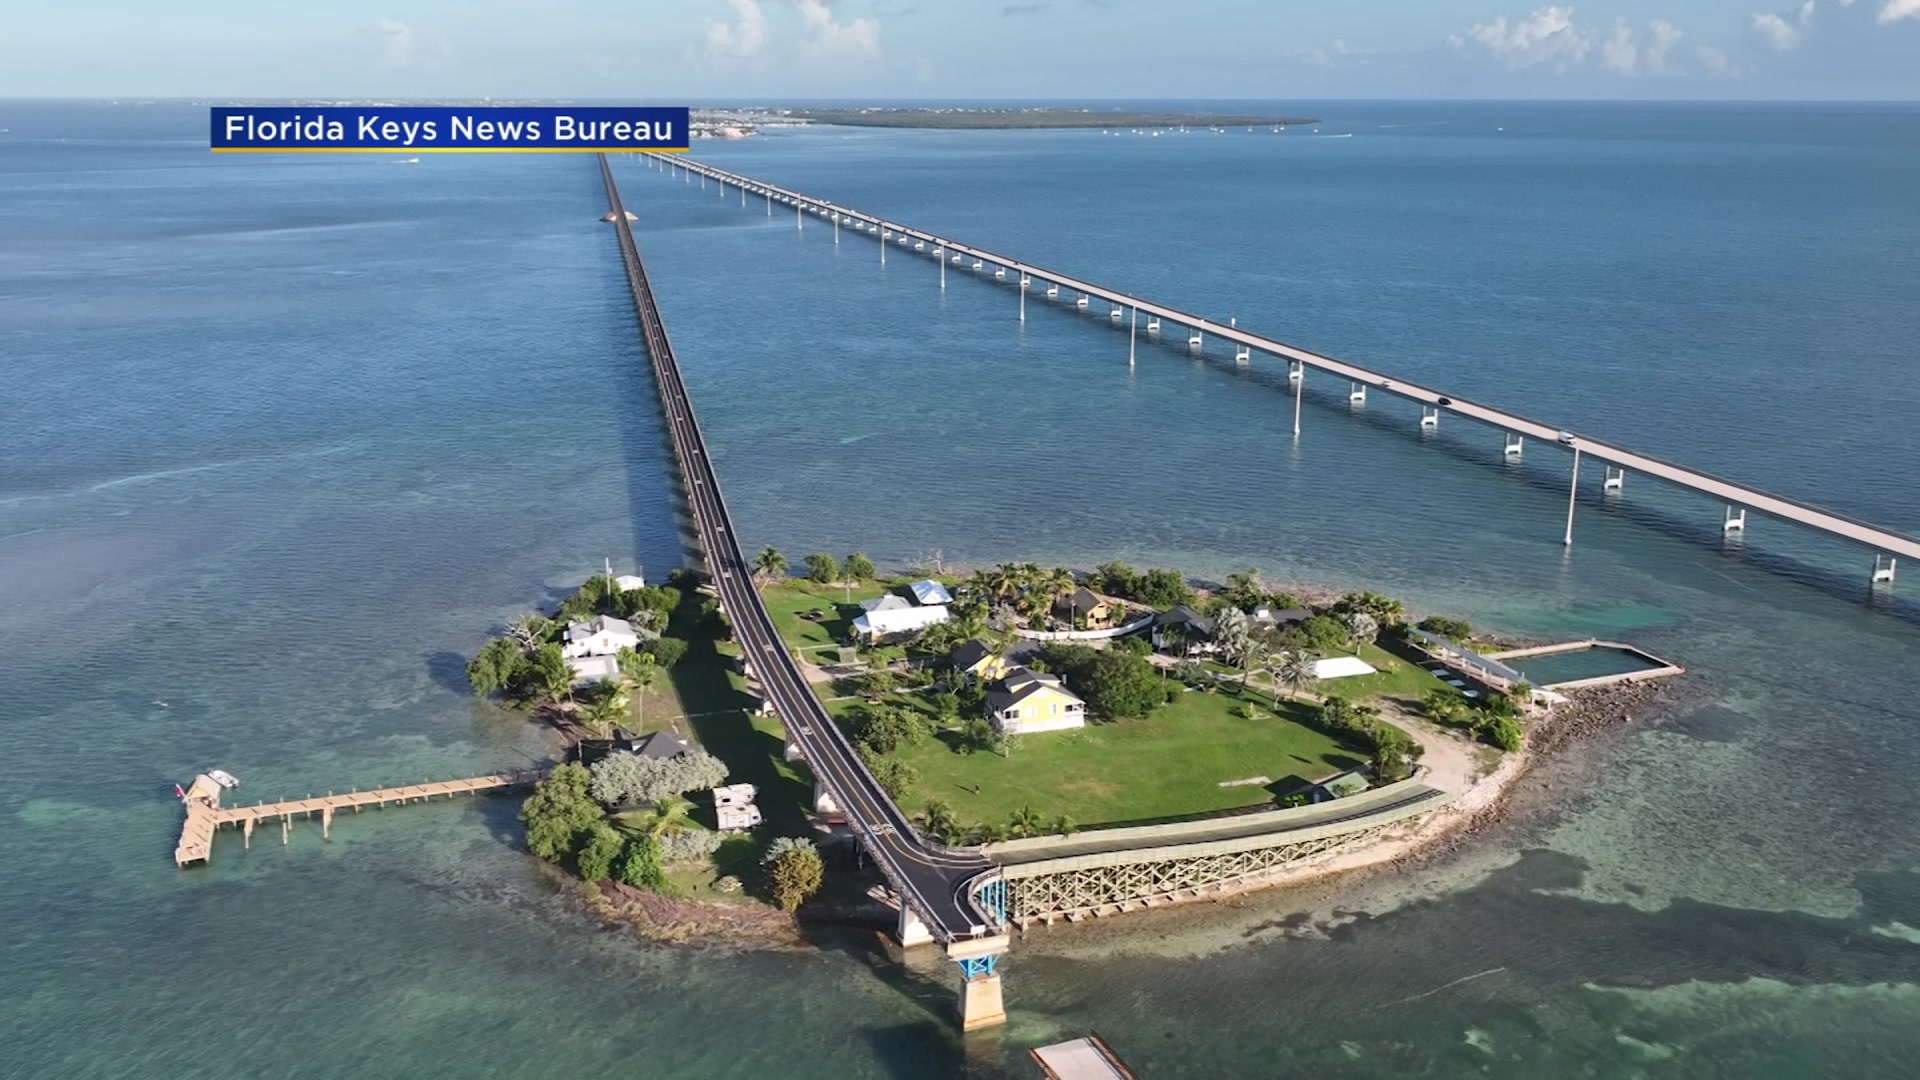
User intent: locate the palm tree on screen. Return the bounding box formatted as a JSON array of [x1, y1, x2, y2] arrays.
[[1269, 650, 1318, 705], [922, 800, 962, 844], [625, 661, 657, 730], [1343, 611, 1380, 649], [753, 546, 788, 582], [1215, 607, 1253, 679], [613, 793, 696, 838], [1008, 805, 1044, 839], [579, 694, 624, 739]]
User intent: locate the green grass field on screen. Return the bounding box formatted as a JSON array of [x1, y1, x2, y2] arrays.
[[883, 684, 1367, 829], [759, 580, 889, 651]]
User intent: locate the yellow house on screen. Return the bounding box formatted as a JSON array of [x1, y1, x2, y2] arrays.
[[986, 667, 1087, 734], [950, 639, 1045, 684]]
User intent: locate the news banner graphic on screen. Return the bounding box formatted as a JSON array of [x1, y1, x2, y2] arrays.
[[210, 106, 690, 152]]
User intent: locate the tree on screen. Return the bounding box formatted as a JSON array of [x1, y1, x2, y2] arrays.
[[1297, 615, 1351, 654], [612, 793, 698, 841], [859, 746, 919, 800], [1052, 814, 1078, 837], [1369, 724, 1418, 781], [616, 834, 667, 889], [856, 668, 897, 701], [1337, 591, 1407, 628], [467, 637, 526, 698], [1424, 687, 1471, 726], [1213, 607, 1256, 685], [922, 801, 963, 844], [644, 636, 688, 669], [1043, 566, 1077, 615], [1416, 615, 1473, 642], [1342, 611, 1380, 648], [847, 703, 927, 754], [520, 763, 604, 863], [769, 844, 825, 912], [1008, 805, 1044, 839], [578, 694, 626, 739], [845, 552, 876, 581], [575, 823, 626, 881], [1224, 568, 1265, 611], [1077, 650, 1165, 719], [509, 614, 552, 650], [959, 718, 997, 755], [589, 750, 728, 806], [616, 650, 658, 729], [1093, 561, 1138, 598], [803, 552, 840, 584], [1487, 715, 1523, 751], [660, 828, 724, 862], [1270, 651, 1319, 702], [1133, 568, 1192, 609], [753, 546, 788, 581], [528, 643, 575, 707]]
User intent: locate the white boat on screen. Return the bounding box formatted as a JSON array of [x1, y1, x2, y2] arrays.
[[207, 769, 242, 789]]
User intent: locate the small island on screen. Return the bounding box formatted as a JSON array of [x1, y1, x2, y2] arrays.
[[464, 554, 1680, 936]]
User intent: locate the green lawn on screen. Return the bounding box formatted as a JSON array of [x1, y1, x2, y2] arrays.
[[1323, 641, 1454, 704], [882, 684, 1368, 830], [760, 580, 890, 651]]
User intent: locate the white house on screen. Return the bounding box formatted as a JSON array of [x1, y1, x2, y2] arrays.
[[908, 579, 953, 606], [986, 667, 1087, 734], [852, 603, 949, 640], [860, 593, 913, 614], [566, 654, 621, 687], [563, 614, 641, 658]]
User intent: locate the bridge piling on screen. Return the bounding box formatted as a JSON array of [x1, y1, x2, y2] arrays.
[[1873, 554, 1897, 584], [1724, 506, 1747, 532], [1349, 381, 1366, 405], [1420, 405, 1440, 429], [1128, 306, 1137, 366], [1605, 466, 1625, 492], [1565, 447, 1583, 546], [1505, 433, 1524, 458], [1293, 365, 1305, 436]]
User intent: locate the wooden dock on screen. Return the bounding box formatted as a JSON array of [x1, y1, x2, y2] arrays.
[[174, 770, 542, 867]]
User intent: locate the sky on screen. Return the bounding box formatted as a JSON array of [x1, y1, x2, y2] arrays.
[[3, 0, 1918, 100]]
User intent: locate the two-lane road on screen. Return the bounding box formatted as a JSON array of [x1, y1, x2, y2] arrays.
[[598, 155, 996, 942]]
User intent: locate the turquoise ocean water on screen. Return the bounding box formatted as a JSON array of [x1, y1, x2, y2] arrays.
[[3, 100, 1920, 1076]]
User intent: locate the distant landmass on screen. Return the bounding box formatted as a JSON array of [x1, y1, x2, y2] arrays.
[[789, 108, 1320, 130]]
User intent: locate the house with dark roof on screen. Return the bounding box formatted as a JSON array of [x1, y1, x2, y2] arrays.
[[574, 728, 693, 766], [950, 638, 1046, 683], [1252, 605, 1313, 628], [1152, 605, 1217, 655], [985, 666, 1086, 734], [1061, 585, 1116, 626]]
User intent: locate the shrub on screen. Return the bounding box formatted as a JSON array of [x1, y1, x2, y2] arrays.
[[848, 703, 928, 755], [1076, 650, 1165, 719], [616, 834, 666, 889], [589, 750, 728, 806], [575, 823, 626, 881], [804, 553, 840, 584], [845, 552, 876, 581], [859, 746, 919, 800], [660, 827, 724, 863], [645, 636, 689, 669], [467, 637, 526, 697], [1487, 715, 1523, 752], [1416, 616, 1473, 642], [770, 845, 825, 912]]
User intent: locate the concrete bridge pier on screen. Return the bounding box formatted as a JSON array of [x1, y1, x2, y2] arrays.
[[1128, 306, 1138, 366], [896, 903, 934, 947], [1420, 405, 1440, 429], [1046, 283, 1059, 299], [812, 780, 841, 816], [1604, 466, 1625, 492], [880, 230, 887, 266], [1349, 381, 1366, 404], [938, 249, 946, 288], [1188, 325, 1204, 349], [947, 938, 1011, 1032], [1873, 554, 1897, 584], [1564, 447, 1583, 546], [1075, 293, 1089, 309], [1292, 365, 1305, 436], [1724, 506, 1747, 532], [833, 214, 839, 244], [1019, 281, 1026, 322], [1146, 315, 1159, 332], [1504, 433, 1524, 457], [1287, 358, 1303, 382]]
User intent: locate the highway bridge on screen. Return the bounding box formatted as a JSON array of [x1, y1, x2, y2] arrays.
[[642, 152, 1915, 588], [597, 155, 1012, 1030]]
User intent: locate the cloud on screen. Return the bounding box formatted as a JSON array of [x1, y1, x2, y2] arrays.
[[1749, 0, 1816, 48], [1450, 6, 1593, 70], [1882, 0, 1920, 20], [1694, 43, 1738, 74], [1002, 3, 1047, 13], [1450, 8, 1685, 76], [375, 20, 416, 67], [1646, 19, 1684, 70], [706, 0, 769, 60], [796, 0, 881, 57]]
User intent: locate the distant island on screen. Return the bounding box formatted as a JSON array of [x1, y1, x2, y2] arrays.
[[786, 107, 1320, 130]]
